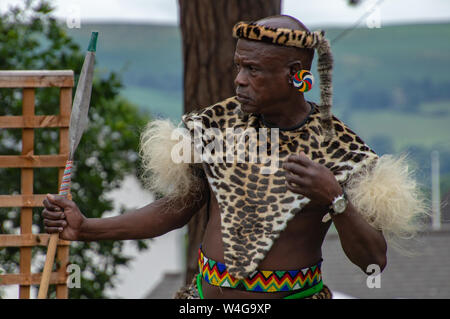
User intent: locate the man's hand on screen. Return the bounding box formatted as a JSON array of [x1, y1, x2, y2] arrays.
[[42, 194, 86, 241], [283, 152, 343, 206]]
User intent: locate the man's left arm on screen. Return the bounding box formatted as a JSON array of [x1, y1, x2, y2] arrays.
[[283, 152, 387, 273], [327, 201, 387, 273]]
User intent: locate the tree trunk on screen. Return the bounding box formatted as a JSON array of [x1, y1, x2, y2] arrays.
[[178, 0, 281, 284]]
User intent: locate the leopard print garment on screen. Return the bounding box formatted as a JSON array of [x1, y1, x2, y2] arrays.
[[182, 96, 378, 280]]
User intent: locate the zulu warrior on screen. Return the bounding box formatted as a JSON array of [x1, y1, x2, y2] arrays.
[[42, 15, 427, 299]]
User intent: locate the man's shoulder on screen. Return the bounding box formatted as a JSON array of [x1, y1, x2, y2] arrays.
[[182, 96, 240, 125], [322, 111, 378, 159], [330, 114, 367, 144]]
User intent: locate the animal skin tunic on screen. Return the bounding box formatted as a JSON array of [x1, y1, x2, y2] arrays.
[[182, 96, 378, 279]]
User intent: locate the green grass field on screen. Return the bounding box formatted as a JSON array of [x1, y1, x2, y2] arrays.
[[121, 86, 182, 121], [348, 102, 450, 152]]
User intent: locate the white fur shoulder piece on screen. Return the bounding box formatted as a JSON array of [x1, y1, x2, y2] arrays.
[[345, 154, 429, 249], [139, 119, 204, 201]]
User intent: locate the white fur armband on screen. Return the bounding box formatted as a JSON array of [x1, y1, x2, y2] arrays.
[[345, 154, 429, 248], [139, 119, 205, 202]]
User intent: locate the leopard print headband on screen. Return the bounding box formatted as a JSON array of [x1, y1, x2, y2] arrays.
[[232, 21, 335, 141]]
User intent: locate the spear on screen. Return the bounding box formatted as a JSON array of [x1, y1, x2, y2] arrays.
[[38, 31, 98, 299]]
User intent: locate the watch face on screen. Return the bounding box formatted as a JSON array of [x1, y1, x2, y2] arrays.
[[333, 198, 347, 214]]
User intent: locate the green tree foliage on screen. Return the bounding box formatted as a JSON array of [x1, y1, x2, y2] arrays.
[[0, 0, 151, 298], [349, 79, 450, 112]]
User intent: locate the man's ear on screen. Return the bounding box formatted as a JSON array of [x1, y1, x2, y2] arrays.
[[287, 60, 303, 82]]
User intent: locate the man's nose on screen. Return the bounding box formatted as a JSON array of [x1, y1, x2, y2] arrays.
[[234, 69, 248, 87]]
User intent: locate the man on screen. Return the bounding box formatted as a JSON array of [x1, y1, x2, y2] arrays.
[[42, 15, 426, 299]]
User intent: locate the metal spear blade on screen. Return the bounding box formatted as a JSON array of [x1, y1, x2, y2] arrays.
[[68, 31, 98, 159]]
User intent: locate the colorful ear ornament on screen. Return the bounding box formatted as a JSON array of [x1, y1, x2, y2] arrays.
[[293, 70, 315, 92]]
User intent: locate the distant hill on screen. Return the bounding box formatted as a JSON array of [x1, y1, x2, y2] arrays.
[[67, 22, 450, 193], [67, 23, 183, 120]]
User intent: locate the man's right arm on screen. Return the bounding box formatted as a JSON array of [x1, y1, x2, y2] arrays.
[[42, 179, 209, 241]]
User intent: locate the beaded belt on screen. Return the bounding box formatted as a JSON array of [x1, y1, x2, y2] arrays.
[[198, 246, 323, 293]]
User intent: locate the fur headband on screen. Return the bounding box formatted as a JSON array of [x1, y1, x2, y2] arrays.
[[232, 21, 325, 49], [232, 21, 335, 141]]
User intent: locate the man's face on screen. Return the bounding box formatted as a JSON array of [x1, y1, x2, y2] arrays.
[[234, 39, 291, 115]]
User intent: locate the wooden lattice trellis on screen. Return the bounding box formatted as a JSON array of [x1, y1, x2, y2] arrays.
[[0, 70, 73, 299]]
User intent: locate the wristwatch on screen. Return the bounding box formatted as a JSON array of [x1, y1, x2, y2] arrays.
[[329, 191, 348, 216]]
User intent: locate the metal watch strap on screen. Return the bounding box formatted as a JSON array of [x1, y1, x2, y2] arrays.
[[329, 190, 348, 216]]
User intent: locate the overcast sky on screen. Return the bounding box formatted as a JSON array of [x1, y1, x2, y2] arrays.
[[1, 0, 450, 27]]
